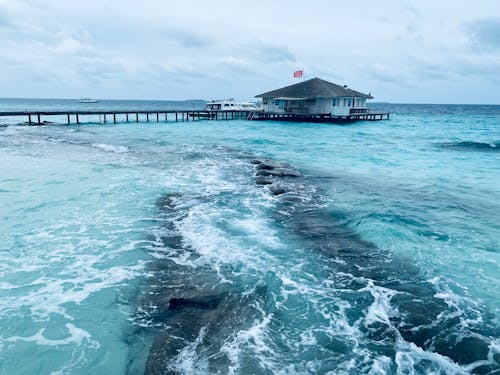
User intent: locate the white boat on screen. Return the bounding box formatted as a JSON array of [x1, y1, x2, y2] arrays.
[[78, 98, 98, 103], [204, 99, 260, 111]]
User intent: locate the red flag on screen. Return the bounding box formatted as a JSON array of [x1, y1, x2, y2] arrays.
[[293, 70, 303, 78]]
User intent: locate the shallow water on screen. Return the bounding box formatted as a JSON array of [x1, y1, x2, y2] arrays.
[[0, 100, 499, 374]]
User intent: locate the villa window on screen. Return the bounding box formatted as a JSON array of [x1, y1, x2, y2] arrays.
[[263, 99, 268, 105], [273, 99, 280, 106], [306, 99, 316, 104], [332, 98, 337, 106]]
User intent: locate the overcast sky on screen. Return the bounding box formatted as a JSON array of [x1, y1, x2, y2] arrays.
[[0, 0, 499, 103]]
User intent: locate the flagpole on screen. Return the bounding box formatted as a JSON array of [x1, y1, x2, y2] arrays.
[[303, 68, 306, 101]]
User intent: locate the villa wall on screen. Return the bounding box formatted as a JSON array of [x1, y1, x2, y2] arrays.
[[261, 96, 367, 115]]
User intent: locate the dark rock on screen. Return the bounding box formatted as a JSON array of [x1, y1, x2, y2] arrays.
[[268, 184, 287, 195], [433, 334, 491, 365], [255, 163, 275, 170], [255, 169, 301, 178], [255, 177, 273, 185], [144, 286, 268, 375], [169, 294, 224, 310], [255, 161, 290, 170], [157, 193, 182, 211]]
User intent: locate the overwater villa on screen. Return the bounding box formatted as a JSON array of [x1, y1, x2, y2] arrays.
[[255, 77, 373, 116]]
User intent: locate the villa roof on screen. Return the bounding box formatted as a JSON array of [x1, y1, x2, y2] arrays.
[[255, 77, 373, 99]]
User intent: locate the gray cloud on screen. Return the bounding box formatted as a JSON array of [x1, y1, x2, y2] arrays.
[[162, 27, 211, 48], [465, 17, 500, 51], [406, 22, 417, 34], [404, 4, 419, 16], [241, 41, 295, 63], [0, 9, 12, 28]]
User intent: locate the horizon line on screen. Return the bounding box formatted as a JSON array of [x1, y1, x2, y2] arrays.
[[0, 97, 499, 106]]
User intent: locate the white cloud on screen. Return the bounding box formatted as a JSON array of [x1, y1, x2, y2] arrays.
[[220, 56, 247, 66], [465, 17, 500, 52]]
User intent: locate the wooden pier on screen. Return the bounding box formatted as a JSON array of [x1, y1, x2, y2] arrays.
[[0, 109, 252, 125], [0, 109, 389, 125]]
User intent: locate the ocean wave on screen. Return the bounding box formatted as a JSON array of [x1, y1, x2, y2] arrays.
[[440, 141, 500, 151], [91, 143, 129, 153]]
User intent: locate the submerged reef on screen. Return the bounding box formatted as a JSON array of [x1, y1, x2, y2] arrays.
[[127, 156, 499, 375]]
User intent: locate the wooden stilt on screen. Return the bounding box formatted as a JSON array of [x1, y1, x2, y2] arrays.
[[113, 114, 116, 123]]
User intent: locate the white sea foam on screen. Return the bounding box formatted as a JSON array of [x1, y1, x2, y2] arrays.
[[359, 280, 399, 326], [3, 323, 99, 348], [168, 327, 209, 374], [221, 312, 277, 374], [91, 143, 129, 153], [395, 341, 468, 375]]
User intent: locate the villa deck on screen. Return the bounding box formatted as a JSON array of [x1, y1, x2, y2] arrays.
[[247, 111, 390, 122]]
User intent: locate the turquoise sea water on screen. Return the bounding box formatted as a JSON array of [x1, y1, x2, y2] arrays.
[[0, 99, 499, 374]]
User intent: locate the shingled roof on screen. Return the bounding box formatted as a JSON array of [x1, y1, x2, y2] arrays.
[[255, 77, 373, 99]]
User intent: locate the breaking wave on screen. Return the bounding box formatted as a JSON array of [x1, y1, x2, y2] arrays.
[[440, 141, 500, 151]]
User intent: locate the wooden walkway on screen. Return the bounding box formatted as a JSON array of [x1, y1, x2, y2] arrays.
[[0, 109, 389, 125], [0, 110, 252, 125]]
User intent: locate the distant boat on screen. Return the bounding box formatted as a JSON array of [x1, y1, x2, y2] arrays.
[[78, 98, 98, 103]]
